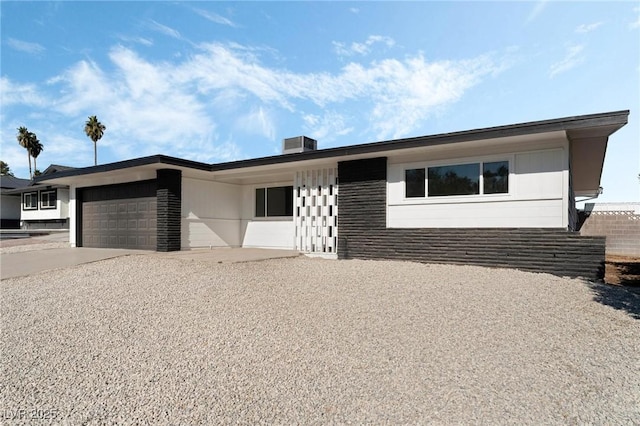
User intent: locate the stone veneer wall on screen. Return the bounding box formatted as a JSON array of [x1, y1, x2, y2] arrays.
[[156, 169, 182, 252], [580, 203, 640, 257], [337, 157, 606, 280]]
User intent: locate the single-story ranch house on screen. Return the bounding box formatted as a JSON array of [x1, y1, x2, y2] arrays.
[[2, 165, 74, 230], [35, 110, 629, 279]]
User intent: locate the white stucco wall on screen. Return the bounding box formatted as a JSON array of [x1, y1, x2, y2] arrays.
[[181, 177, 242, 249], [1, 194, 21, 220], [20, 187, 70, 221], [240, 182, 295, 250], [69, 186, 77, 247], [387, 140, 569, 228]]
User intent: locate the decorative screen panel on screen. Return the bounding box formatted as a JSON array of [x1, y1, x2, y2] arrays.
[[294, 168, 338, 254]]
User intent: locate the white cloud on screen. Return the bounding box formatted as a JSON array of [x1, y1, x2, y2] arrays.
[[526, 0, 549, 23], [193, 8, 237, 27], [44, 134, 94, 167], [364, 55, 498, 139], [207, 140, 243, 162], [41, 46, 217, 163], [575, 22, 603, 33], [349, 8, 359, 14], [630, 6, 640, 29], [117, 35, 153, 46], [6, 38, 45, 54], [235, 107, 276, 141], [146, 19, 182, 39], [0, 144, 29, 178], [302, 111, 354, 144], [49, 59, 113, 115], [177, 43, 296, 109], [0, 77, 48, 107], [549, 44, 585, 78], [117, 43, 504, 140], [3, 41, 508, 169], [333, 35, 395, 57]]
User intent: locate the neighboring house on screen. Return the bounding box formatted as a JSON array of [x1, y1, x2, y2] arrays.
[[0, 175, 31, 228], [580, 203, 640, 257], [5, 165, 74, 230], [35, 110, 629, 279]]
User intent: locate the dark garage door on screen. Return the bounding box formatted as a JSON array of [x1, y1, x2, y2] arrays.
[[80, 180, 157, 250]]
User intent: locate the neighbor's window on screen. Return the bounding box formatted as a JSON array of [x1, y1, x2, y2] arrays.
[[40, 190, 57, 209], [483, 161, 509, 194], [23, 192, 38, 210], [428, 163, 480, 196], [405, 168, 425, 198], [255, 186, 293, 217]]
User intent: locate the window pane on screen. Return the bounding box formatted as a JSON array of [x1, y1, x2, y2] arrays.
[[405, 168, 425, 198], [255, 188, 265, 217], [24, 193, 38, 209], [266, 186, 293, 216], [41, 191, 57, 208], [428, 163, 479, 196], [483, 161, 509, 194]]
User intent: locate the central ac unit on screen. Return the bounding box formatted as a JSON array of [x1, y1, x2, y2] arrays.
[[282, 136, 317, 154]]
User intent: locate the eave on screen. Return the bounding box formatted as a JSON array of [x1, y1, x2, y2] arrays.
[[34, 110, 630, 189]]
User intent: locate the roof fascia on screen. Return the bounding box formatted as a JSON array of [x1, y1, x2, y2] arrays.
[[34, 155, 211, 184], [210, 109, 630, 171], [34, 110, 629, 182]]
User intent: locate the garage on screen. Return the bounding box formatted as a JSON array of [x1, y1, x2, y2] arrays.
[[79, 180, 157, 250]]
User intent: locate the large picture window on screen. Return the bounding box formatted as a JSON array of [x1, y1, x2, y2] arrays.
[[255, 186, 293, 217], [404, 160, 509, 198], [40, 190, 57, 209], [23, 192, 38, 210], [428, 163, 480, 197]]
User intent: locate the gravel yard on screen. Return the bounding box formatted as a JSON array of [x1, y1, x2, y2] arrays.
[[1, 255, 639, 424]]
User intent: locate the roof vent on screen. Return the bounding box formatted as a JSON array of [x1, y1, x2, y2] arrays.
[[282, 136, 317, 154]]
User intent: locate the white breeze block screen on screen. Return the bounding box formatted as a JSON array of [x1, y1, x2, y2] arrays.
[[294, 168, 338, 254]]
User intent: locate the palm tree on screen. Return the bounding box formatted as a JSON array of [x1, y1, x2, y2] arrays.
[[16, 126, 33, 178], [84, 116, 106, 166], [29, 136, 44, 177]]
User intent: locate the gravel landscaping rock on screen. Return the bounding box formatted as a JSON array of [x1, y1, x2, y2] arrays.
[[1, 255, 639, 424]]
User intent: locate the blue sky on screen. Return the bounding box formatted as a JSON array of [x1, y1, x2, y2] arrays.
[[1, 1, 639, 202]]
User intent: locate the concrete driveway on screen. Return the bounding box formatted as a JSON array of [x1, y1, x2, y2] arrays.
[[1, 245, 302, 280], [1, 248, 145, 279]]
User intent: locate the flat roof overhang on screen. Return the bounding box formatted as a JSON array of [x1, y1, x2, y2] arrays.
[[35, 110, 629, 189], [567, 123, 628, 197], [3, 183, 70, 195]]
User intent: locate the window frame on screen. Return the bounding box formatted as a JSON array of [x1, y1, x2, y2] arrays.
[[254, 185, 294, 218], [23, 192, 39, 210], [40, 189, 58, 210], [402, 156, 512, 201]]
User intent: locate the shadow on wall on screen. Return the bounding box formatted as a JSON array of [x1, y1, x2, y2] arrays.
[[587, 282, 640, 320]]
